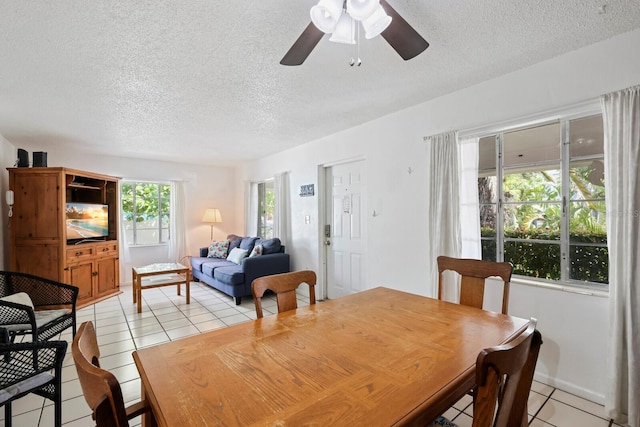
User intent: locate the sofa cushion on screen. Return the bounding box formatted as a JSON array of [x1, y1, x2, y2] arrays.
[[201, 259, 236, 277], [227, 248, 249, 264], [208, 240, 229, 258], [191, 257, 212, 273], [255, 238, 282, 254], [213, 265, 245, 286], [239, 237, 259, 252]]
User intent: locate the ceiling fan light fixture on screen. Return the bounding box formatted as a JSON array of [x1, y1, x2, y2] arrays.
[[346, 0, 380, 21], [362, 5, 392, 39], [329, 12, 356, 44], [310, 0, 343, 33]]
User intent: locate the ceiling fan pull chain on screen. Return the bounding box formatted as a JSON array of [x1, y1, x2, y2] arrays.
[[350, 22, 362, 67]]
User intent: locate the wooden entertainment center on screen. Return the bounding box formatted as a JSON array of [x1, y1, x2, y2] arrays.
[[8, 167, 120, 307]]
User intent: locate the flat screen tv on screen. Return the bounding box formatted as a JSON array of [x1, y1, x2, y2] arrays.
[[66, 203, 109, 242]]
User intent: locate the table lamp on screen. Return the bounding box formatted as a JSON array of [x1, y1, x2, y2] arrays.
[[201, 208, 222, 240]]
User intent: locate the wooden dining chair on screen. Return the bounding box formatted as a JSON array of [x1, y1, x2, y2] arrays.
[[437, 256, 513, 314], [472, 318, 543, 427], [252, 270, 316, 318], [72, 321, 151, 427]]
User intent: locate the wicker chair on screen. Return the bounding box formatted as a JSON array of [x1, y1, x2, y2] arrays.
[[0, 271, 79, 342], [0, 329, 67, 427]]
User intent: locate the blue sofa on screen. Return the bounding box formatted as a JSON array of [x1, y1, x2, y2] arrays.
[[190, 235, 290, 305]]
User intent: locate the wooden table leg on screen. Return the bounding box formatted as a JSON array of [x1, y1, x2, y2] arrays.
[[132, 268, 137, 304], [137, 276, 143, 313], [186, 273, 190, 305], [140, 381, 158, 427]]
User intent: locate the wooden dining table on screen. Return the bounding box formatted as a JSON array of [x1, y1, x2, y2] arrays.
[[132, 287, 528, 427]]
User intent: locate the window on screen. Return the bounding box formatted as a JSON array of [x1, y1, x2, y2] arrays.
[[257, 180, 274, 239], [121, 182, 171, 245], [479, 114, 608, 288]]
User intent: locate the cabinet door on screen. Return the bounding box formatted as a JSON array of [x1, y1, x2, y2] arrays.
[[13, 172, 61, 239], [14, 242, 61, 282], [96, 256, 119, 297], [67, 262, 94, 301]]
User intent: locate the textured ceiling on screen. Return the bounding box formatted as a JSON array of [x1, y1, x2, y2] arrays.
[[1, 1, 639, 166]]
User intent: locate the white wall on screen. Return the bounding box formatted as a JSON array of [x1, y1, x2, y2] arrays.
[[0, 135, 16, 269], [237, 28, 640, 406], [0, 146, 239, 283]]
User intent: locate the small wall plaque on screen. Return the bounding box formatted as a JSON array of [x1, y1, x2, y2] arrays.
[[300, 184, 314, 197]]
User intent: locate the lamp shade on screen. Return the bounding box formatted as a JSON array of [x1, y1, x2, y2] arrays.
[[362, 5, 392, 39], [329, 12, 356, 44], [310, 0, 343, 33], [346, 0, 379, 21], [202, 208, 222, 223]]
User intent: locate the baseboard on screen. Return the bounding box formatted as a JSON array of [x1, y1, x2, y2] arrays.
[[534, 372, 605, 405]]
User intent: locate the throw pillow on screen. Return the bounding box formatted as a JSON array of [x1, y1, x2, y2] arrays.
[[0, 292, 34, 308], [227, 247, 249, 264], [248, 244, 263, 258], [208, 240, 230, 258]]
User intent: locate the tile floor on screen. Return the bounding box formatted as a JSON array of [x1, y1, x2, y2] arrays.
[[3, 281, 624, 427]]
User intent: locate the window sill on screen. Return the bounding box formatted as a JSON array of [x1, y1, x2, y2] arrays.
[[511, 276, 609, 298], [127, 243, 168, 248]]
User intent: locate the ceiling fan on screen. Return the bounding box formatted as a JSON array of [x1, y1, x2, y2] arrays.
[[280, 0, 429, 66]]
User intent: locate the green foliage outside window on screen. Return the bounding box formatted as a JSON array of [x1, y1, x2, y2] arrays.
[[258, 181, 275, 239], [481, 162, 608, 285], [121, 182, 171, 245], [481, 228, 608, 284]]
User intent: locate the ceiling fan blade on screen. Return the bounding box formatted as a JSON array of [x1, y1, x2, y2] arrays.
[[380, 0, 429, 61], [280, 22, 325, 66]]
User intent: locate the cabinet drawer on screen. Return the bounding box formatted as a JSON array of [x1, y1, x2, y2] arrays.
[[66, 246, 94, 263], [95, 242, 118, 257]]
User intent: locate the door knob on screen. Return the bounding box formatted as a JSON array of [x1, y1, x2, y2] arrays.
[[324, 240, 331, 246]]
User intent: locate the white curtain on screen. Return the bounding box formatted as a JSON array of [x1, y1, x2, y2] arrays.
[[459, 136, 481, 259], [602, 85, 640, 427], [246, 181, 258, 236], [168, 181, 188, 263], [118, 181, 131, 284], [273, 172, 290, 246], [425, 131, 461, 298]]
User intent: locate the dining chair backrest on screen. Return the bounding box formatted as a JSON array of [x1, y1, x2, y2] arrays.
[[72, 321, 150, 427], [252, 270, 317, 318], [437, 256, 513, 314], [472, 318, 542, 427]]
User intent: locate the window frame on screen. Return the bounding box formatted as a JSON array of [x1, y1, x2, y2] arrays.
[[477, 112, 607, 292], [121, 180, 171, 246]]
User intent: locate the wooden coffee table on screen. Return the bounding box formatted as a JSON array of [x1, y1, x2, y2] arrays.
[[132, 263, 190, 313]]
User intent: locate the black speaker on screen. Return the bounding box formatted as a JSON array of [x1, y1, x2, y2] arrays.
[[33, 151, 47, 167], [17, 149, 28, 167]]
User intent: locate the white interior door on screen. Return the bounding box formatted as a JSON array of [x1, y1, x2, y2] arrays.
[[325, 160, 366, 299]]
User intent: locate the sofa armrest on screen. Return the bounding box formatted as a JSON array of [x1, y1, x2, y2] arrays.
[[242, 253, 290, 285]]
